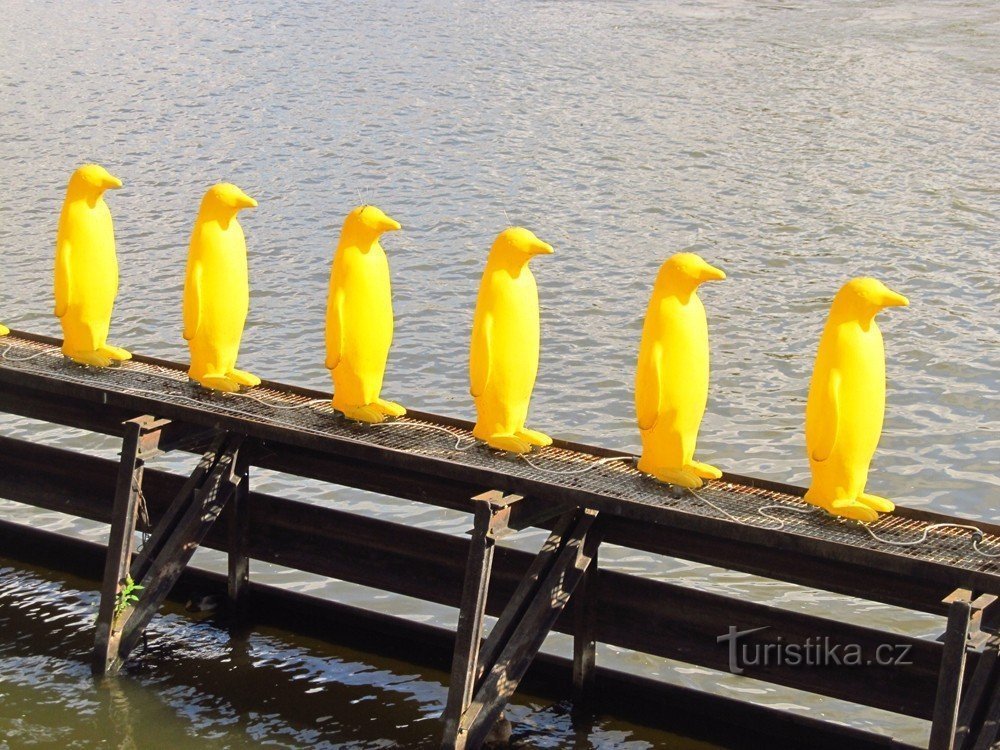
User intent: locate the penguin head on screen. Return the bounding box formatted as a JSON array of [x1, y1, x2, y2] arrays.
[[657, 253, 726, 293], [491, 227, 553, 264], [205, 183, 258, 212], [70, 164, 123, 198], [345, 205, 402, 239], [834, 278, 909, 321]]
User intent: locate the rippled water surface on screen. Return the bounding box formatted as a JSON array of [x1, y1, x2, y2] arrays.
[[1, 0, 997, 747]]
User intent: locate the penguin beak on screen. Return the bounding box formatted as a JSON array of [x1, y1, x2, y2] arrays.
[[879, 288, 909, 308], [697, 262, 726, 282], [234, 193, 258, 209], [102, 174, 123, 190], [377, 215, 402, 232], [529, 240, 554, 256]]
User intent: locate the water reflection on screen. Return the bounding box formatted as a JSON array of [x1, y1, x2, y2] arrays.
[[0, 562, 690, 748]]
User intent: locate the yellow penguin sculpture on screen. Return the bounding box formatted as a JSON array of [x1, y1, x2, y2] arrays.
[[470, 227, 554, 453], [54, 164, 131, 367], [325, 205, 406, 423], [0, 324, 8, 336], [183, 183, 260, 393], [804, 278, 908, 522], [635, 253, 726, 488]]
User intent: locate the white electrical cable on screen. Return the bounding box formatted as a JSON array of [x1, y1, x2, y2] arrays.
[[688, 487, 1000, 559], [518, 453, 631, 476], [0, 344, 55, 362], [861, 522, 1000, 558], [367, 420, 478, 451]]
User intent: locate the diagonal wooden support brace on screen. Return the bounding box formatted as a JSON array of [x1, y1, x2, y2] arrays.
[[93, 428, 244, 676], [441, 495, 602, 750], [953, 640, 1000, 750], [967, 655, 1000, 750]]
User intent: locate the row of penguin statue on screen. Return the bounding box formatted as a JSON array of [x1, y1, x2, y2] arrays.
[[0, 164, 910, 524]]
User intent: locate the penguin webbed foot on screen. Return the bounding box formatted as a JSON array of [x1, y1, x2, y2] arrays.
[[483, 434, 532, 454], [374, 398, 406, 418], [339, 403, 387, 424], [98, 344, 132, 362], [0, 324, 9, 336], [803, 490, 880, 523], [858, 492, 895, 513], [686, 460, 722, 480], [65, 350, 114, 368], [196, 374, 241, 393], [515, 427, 552, 448], [646, 466, 703, 489], [228, 369, 261, 388]]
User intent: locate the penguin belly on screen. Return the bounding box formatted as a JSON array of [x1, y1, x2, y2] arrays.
[[806, 325, 885, 503], [331, 248, 393, 407], [60, 204, 118, 353], [188, 234, 249, 381], [638, 298, 709, 480], [474, 271, 540, 440]]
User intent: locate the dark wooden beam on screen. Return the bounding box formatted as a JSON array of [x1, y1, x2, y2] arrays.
[[0, 433, 959, 719], [2, 331, 998, 603], [0, 393, 968, 616]]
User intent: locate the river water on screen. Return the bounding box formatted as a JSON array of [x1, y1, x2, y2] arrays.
[[0, 1, 997, 747]]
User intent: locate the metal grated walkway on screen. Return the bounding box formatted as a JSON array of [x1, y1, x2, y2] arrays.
[[2, 331, 999, 587]]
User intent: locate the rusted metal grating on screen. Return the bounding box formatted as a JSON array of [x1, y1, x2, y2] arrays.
[[2, 333, 998, 577]]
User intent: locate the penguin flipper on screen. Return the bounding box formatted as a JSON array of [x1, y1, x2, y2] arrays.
[[809, 369, 841, 463], [469, 311, 492, 398], [54, 238, 71, 318], [183, 261, 202, 342], [324, 286, 343, 371], [636, 342, 662, 431]]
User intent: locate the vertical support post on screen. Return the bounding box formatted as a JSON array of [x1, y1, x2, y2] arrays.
[[930, 590, 973, 750], [442, 499, 498, 750], [227, 451, 251, 626], [572, 544, 598, 720], [93, 417, 157, 676]]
